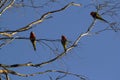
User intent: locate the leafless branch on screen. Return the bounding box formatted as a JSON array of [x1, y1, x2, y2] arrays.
[[5, 74, 10, 80], [0, 69, 88, 80], [0, 18, 96, 70], [0, 0, 15, 16], [0, 2, 81, 37]]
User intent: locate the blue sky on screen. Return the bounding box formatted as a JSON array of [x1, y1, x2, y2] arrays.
[[0, 0, 120, 80]]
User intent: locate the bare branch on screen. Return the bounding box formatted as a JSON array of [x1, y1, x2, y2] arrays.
[[0, 16, 96, 69], [0, 2, 81, 35], [0, 0, 15, 16], [0, 69, 87, 80], [5, 74, 10, 80], [0, 0, 8, 9], [0, 62, 33, 68]]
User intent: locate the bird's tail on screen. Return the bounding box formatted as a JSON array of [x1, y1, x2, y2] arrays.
[[32, 41, 36, 51], [99, 18, 109, 23]]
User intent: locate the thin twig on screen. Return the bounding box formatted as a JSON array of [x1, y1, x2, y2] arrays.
[[1, 69, 88, 80], [0, 0, 15, 16]]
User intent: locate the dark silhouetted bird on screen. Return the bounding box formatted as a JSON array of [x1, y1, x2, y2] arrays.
[[61, 35, 67, 51], [90, 12, 108, 23], [30, 32, 36, 51]]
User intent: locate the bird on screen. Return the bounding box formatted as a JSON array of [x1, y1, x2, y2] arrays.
[[30, 32, 36, 51], [61, 35, 67, 51], [90, 12, 117, 32], [90, 12, 109, 23]]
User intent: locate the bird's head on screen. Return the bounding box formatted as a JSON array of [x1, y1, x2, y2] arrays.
[[61, 35, 67, 41], [90, 12, 98, 18], [90, 12, 97, 16], [30, 31, 36, 39], [90, 12, 95, 16]]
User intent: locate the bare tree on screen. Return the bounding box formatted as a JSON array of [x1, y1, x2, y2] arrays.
[[0, 0, 120, 80]]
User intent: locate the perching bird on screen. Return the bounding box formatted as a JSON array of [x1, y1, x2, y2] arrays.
[[61, 35, 67, 51], [90, 12, 117, 32], [30, 32, 36, 51], [90, 12, 108, 23]]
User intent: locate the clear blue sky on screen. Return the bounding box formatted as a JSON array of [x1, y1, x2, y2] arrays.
[[0, 0, 120, 80]]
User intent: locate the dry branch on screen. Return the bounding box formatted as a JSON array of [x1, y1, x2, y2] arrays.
[[0, 69, 87, 80], [0, 2, 81, 37], [0, 0, 15, 16], [0, 17, 97, 69]]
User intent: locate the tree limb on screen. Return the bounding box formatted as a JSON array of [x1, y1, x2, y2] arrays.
[[0, 2, 81, 36]]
